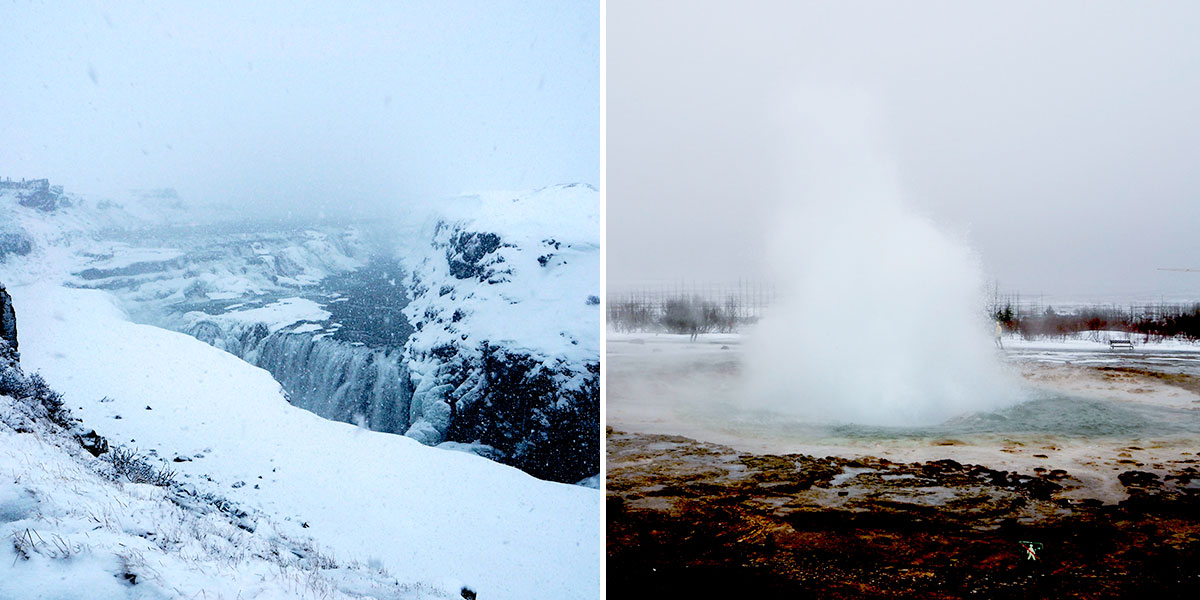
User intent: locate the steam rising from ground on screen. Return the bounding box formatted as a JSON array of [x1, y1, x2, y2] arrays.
[[745, 90, 1019, 426]]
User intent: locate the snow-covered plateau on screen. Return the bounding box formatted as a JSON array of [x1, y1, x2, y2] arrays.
[[1, 184, 600, 598]]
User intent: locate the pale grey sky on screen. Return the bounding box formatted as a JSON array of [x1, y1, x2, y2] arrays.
[[1, 1, 599, 216], [609, 1, 1200, 302]]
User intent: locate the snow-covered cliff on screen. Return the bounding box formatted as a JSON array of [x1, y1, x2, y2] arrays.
[[402, 184, 600, 481]]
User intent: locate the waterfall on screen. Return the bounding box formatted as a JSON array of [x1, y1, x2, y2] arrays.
[[186, 320, 413, 434]]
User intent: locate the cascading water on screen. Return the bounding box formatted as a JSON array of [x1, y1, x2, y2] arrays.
[[178, 256, 420, 435], [744, 90, 1020, 426], [257, 333, 412, 432], [186, 320, 415, 433]]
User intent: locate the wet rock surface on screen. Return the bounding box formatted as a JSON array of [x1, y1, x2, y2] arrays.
[[608, 428, 1200, 598]]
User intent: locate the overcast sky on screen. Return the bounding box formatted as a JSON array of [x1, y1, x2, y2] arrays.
[[609, 1, 1200, 301], [1, 1, 598, 216]]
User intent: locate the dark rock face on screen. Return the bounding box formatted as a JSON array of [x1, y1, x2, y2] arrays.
[[2, 178, 63, 211], [18, 189, 61, 212], [445, 231, 506, 281], [451, 344, 599, 483], [406, 221, 600, 483], [76, 429, 110, 457], [415, 340, 600, 484], [0, 284, 17, 356]]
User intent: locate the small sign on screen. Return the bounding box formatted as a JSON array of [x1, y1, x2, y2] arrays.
[[1018, 540, 1044, 561]]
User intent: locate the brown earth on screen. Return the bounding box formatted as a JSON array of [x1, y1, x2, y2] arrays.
[[1094, 366, 1200, 396], [607, 428, 1200, 599]]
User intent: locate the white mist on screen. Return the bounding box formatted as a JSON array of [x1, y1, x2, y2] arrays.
[[744, 90, 1018, 426]]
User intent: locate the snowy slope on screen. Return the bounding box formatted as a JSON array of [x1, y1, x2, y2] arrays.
[[0, 414, 451, 600], [10, 283, 600, 599]]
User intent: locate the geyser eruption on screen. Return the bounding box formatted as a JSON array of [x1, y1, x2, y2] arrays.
[[745, 90, 1019, 426]]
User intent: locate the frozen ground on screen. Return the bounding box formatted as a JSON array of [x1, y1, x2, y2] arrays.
[[5, 283, 600, 599], [607, 330, 1200, 503], [0, 411, 451, 600]]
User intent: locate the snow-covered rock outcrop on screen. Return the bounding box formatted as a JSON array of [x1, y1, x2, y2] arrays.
[[402, 184, 600, 482]]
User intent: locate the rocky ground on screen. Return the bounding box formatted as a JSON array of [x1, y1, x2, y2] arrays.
[[607, 427, 1200, 598]]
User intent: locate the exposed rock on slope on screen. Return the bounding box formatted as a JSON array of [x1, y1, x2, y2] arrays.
[[0, 283, 15, 354], [0, 177, 66, 212]]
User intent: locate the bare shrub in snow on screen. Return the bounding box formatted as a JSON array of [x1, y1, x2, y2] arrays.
[[608, 294, 742, 334], [1, 349, 76, 431], [104, 446, 178, 487]]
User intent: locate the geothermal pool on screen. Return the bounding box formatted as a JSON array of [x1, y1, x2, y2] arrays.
[[607, 332, 1200, 500]]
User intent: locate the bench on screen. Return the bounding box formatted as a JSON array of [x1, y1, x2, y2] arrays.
[[1109, 339, 1134, 350]]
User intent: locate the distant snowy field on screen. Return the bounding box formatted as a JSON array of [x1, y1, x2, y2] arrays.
[[6, 283, 599, 599], [1000, 329, 1200, 353]]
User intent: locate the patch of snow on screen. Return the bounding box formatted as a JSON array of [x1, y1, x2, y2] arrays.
[[436, 440, 501, 460], [193, 298, 331, 334], [80, 243, 184, 270], [290, 323, 323, 335]]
